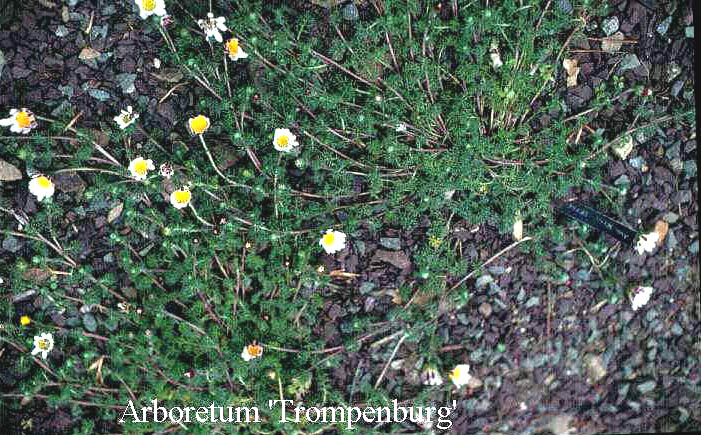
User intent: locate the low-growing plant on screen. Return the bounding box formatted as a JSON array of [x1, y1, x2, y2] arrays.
[[1, 0, 695, 433]]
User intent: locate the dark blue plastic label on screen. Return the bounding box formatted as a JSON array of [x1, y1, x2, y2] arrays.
[[558, 202, 637, 245]]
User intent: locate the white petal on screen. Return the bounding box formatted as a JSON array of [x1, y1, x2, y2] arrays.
[[213, 30, 223, 43], [154, 1, 167, 16], [31, 347, 41, 356], [0, 117, 14, 126]]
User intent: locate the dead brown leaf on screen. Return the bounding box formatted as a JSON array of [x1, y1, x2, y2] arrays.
[[654, 220, 669, 246], [79, 47, 100, 61], [563, 58, 580, 87], [328, 270, 359, 279], [88, 355, 105, 385], [513, 217, 523, 241], [392, 288, 402, 305], [107, 202, 124, 224]]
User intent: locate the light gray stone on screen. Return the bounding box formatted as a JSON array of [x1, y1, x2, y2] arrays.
[[602, 17, 619, 36], [656, 17, 672, 35]]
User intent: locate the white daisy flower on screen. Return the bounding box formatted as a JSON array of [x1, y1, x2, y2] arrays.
[[170, 186, 192, 209], [319, 229, 346, 254], [395, 123, 407, 133], [421, 366, 443, 386], [241, 342, 263, 362], [134, 0, 167, 20], [28, 175, 55, 202], [31, 332, 54, 360], [188, 114, 211, 135], [273, 128, 299, 153], [635, 232, 659, 255], [159, 162, 174, 179], [225, 38, 248, 61], [114, 106, 139, 130], [198, 12, 228, 43], [630, 286, 653, 311], [0, 108, 38, 134], [449, 364, 471, 388], [128, 157, 155, 181]]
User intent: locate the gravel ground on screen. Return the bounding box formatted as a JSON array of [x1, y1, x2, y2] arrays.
[[0, 1, 698, 433]]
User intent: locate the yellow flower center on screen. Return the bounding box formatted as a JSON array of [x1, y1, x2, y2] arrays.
[[38, 339, 50, 350], [20, 316, 31, 326], [133, 160, 148, 175], [322, 232, 335, 246], [190, 116, 209, 134], [16, 111, 32, 128], [226, 39, 239, 55], [37, 176, 51, 188], [450, 367, 460, 380], [142, 0, 156, 11], [247, 345, 262, 357], [277, 135, 289, 148], [174, 190, 191, 204]]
